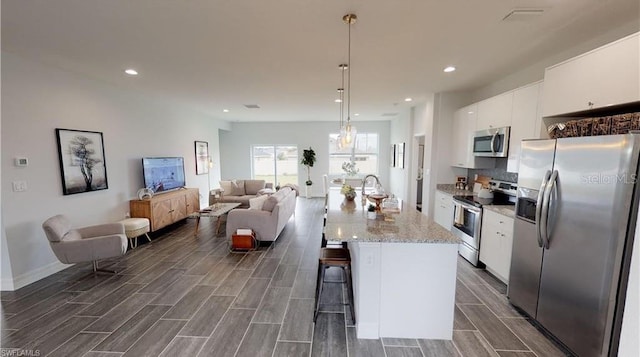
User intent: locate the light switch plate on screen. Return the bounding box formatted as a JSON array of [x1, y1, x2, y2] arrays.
[[14, 157, 28, 167], [12, 181, 27, 192]]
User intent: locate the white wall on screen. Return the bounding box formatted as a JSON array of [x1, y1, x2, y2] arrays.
[[389, 109, 412, 201], [218, 121, 391, 197], [1, 52, 226, 290], [426, 92, 471, 218]]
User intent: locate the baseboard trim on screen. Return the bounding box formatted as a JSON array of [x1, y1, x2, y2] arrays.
[[8, 261, 72, 291], [355, 322, 380, 339], [0, 277, 15, 291]]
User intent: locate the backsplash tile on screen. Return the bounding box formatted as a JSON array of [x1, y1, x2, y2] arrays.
[[468, 160, 518, 184]]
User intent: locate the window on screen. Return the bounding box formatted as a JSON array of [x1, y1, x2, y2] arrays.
[[328, 133, 379, 175], [252, 145, 298, 186]]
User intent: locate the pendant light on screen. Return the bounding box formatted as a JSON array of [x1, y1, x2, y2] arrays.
[[336, 63, 347, 150], [343, 13, 357, 147]]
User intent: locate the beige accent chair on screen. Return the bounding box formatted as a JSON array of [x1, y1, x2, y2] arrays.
[[42, 215, 128, 273]]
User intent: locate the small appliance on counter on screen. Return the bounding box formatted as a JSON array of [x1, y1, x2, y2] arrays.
[[451, 179, 517, 266]]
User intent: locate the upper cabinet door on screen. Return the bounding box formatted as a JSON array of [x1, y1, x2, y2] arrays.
[[507, 82, 542, 173], [477, 91, 514, 130], [451, 104, 495, 169], [542, 32, 639, 117]]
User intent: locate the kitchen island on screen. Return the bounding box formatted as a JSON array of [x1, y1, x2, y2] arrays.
[[324, 189, 460, 340]]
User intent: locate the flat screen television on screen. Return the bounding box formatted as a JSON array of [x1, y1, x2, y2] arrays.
[[142, 157, 186, 193]]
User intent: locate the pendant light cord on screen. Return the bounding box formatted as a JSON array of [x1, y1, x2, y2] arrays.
[[346, 18, 351, 125]]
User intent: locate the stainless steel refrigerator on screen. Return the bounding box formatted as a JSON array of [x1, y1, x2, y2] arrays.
[[508, 134, 639, 357]]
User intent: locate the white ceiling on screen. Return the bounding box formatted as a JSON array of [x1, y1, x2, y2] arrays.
[[2, 0, 639, 122]]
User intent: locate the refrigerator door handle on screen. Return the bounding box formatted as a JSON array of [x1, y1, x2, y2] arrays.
[[535, 170, 552, 248], [541, 170, 558, 249], [490, 132, 498, 153]]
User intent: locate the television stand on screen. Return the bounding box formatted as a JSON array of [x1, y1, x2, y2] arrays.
[[130, 188, 199, 232]]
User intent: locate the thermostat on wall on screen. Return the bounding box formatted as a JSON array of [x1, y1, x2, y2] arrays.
[[14, 157, 28, 167]]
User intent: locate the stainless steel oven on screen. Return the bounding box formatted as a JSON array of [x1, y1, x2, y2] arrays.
[[451, 198, 483, 266], [473, 126, 510, 157]]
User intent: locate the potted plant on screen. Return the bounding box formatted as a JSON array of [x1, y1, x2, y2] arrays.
[[301, 147, 316, 186], [301, 147, 316, 198], [367, 204, 377, 219], [341, 184, 356, 201]]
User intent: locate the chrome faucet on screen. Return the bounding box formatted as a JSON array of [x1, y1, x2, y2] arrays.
[[361, 174, 381, 200]]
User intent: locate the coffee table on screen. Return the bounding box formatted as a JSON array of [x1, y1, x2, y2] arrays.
[[194, 202, 241, 236]]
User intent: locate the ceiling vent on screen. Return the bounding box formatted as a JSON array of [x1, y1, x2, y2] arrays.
[[381, 113, 398, 117], [502, 8, 545, 21], [244, 104, 261, 109]]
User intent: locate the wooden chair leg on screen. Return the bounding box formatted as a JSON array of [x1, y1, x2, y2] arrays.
[[314, 264, 326, 323]]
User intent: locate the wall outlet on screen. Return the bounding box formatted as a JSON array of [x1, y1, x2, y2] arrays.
[[12, 181, 27, 192], [125, 212, 130, 218]]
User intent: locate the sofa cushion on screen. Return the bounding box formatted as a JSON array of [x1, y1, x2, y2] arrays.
[[249, 195, 269, 210], [231, 180, 246, 196], [262, 195, 280, 212], [245, 180, 266, 195], [219, 180, 234, 194]]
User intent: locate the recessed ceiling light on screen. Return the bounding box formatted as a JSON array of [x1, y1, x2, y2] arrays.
[[404, 98, 412, 102], [444, 66, 456, 73], [335, 99, 342, 103], [468, 111, 474, 114], [223, 109, 229, 113], [354, 113, 360, 116], [124, 69, 138, 76]]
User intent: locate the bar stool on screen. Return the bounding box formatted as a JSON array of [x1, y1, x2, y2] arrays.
[[313, 246, 356, 325]]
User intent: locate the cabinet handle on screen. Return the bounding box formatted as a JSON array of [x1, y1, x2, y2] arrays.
[[496, 231, 500, 234], [499, 221, 504, 224]]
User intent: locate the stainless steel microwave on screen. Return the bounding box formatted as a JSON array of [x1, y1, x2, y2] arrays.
[[473, 126, 510, 157]]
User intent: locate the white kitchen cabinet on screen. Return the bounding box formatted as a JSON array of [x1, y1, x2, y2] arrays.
[[451, 104, 495, 169], [477, 91, 513, 130], [507, 81, 543, 173], [542, 32, 639, 117], [479, 209, 514, 283], [434, 191, 453, 230]]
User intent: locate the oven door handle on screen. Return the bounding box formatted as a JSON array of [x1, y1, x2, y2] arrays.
[[452, 200, 481, 213]]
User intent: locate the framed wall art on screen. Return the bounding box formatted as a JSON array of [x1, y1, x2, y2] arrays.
[[390, 144, 396, 167], [397, 142, 405, 169], [195, 140, 209, 175], [56, 128, 108, 195]]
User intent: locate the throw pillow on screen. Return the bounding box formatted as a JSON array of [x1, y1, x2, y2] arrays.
[[231, 180, 246, 196], [219, 180, 234, 194], [245, 180, 266, 195], [249, 195, 269, 210], [262, 195, 280, 212]]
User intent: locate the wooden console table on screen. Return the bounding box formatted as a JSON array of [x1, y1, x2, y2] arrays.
[[130, 188, 199, 232]]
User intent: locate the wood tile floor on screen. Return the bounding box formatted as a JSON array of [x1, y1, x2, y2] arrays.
[[0, 198, 570, 356]]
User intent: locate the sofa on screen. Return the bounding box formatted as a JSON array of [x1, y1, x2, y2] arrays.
[[226, 186, 297, 242], [210, 179, 273, 208]]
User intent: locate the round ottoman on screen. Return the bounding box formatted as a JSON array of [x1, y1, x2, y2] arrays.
[[120, 218, 151, 248]]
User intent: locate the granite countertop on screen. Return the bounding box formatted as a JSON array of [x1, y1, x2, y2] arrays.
[[483, 205, 516, 219], [436, 184, 474, 196], [324, 189, 460, 244]]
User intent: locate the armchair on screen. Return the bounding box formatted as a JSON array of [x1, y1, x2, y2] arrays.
[[42, 215, 128, 274]]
